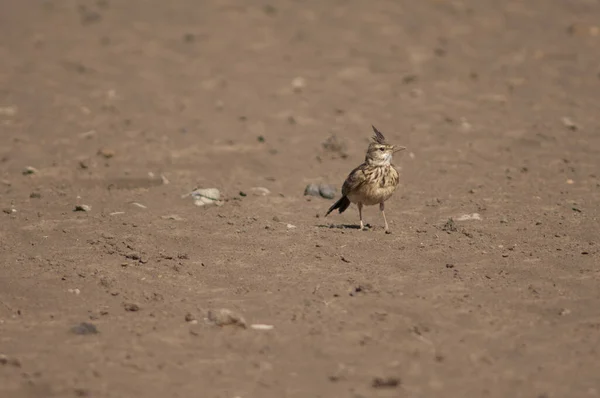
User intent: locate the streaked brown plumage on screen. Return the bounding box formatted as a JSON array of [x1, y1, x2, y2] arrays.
[[325, 125, 405, 233]]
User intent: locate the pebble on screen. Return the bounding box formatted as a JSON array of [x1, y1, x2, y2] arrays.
[[286, 223, 297, 229], [304, 183, 337, 199], [207, 309, 247, 328], [318, 183, 336, 199], [187, 188, 222, 206], [68, 288, 81, 295], [22, 166, 38, 175], [456, 213, 481, 221], [291, 76, 306, 92], [71, 322, 98, 335], [184, 313, 196, 322], [97, 148, 115, 159], [74, 204, 91, 212], [558, 308, 571, 316], [250, 187, 270, 196], [372, 377, 400, 389], [0, 354, 21, 367], [250, 324, 274, 330], [561, 117, 578, 131], [161, 214, 184, 221], [123, 302, 140, 312], [304, 183, 320, 197]]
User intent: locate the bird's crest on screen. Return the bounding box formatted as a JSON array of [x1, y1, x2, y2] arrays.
[[371, 125, 387, 144]]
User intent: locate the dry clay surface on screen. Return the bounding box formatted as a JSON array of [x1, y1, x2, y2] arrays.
[[1, 1, 600, 397]]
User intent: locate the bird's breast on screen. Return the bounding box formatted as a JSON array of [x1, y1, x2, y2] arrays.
[[348, 166, 399, 206]]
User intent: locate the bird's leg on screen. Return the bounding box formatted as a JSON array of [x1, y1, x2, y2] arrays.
[[380, 202, 390, 234], [358, 203, 364, 230]]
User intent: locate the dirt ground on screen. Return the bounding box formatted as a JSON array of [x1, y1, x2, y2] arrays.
[[1, 0, 600, 397]]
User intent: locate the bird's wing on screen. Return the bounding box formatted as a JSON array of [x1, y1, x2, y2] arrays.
[[342, 164, 368, 196]]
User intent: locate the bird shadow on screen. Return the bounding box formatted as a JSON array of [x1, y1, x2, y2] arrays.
[[316, 223, 373, 230]]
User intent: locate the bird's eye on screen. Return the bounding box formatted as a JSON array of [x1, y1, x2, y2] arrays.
[[379, 148, 384, 151]]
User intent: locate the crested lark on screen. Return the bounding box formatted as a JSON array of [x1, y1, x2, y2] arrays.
[[325, 125, 406, 234]]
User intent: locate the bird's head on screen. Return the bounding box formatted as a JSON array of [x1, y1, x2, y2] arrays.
[[365, 125, 406, 166]]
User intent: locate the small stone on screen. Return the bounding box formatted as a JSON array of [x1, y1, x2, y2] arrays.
[[161, 214, 184, 221], [250, 324, 274, 330], [188, 188, 222, 206], [0, 354, 21, 367], [74, 204, 91, 212], [561, 117, 578, 131], [71, 322, 98, 335], [304, 183, 320, 197], [97, 148, 115, 158], [250, 187, 270, 196], [123, 302, 140, 312], [207, 309, 247, 328], [456, 213, 482, 221], [239, 191, 247, 197], [30, 192, 42, 199], [286, 223, 296, 229], [441, 218, 457, 232], [184, 313, 196, 322], [558, 308, 571, 316], [318, 184, 336, 199], [291, 76, 306, 92], [372, 377, 400, 389], [22, 166, 38, 175]]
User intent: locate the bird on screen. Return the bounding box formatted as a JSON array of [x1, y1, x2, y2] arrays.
[[325, 125, 406, 234]]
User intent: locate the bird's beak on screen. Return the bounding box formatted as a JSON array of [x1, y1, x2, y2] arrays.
[[393, 146, 406, 153]]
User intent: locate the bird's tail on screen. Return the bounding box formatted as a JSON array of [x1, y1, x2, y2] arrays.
[[325, 196, 351, 217]]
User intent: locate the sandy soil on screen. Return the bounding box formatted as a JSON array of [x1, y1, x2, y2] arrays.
[[1, 1, 600, 397]]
